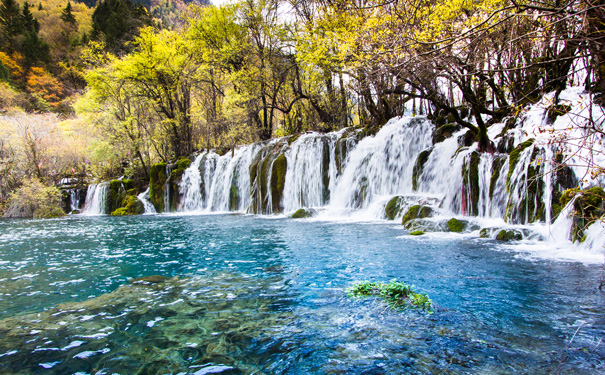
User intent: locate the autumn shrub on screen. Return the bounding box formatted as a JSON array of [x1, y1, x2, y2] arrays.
[[3, 178, 65, 218]]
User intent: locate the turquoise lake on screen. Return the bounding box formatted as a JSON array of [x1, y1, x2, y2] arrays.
[[0, 214, 603, 374]]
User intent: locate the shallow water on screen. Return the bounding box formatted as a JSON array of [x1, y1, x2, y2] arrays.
[[0, 215, 604, 374]]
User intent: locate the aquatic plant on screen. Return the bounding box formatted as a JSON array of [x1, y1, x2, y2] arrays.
[[348, 280, 432, 311]]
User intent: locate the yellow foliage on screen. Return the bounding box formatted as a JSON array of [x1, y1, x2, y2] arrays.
[[26, 67, 65, 108], [0, 52, 24, 79]]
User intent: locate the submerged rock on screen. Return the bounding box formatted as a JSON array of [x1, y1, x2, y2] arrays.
[[0, 273, 294, 374]]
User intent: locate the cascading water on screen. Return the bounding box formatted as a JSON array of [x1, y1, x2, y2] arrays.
[[81, 182, 109, 215], [160, 86, 602, 252], [137, 188, 156, 214], [331, 117, 433, 210]]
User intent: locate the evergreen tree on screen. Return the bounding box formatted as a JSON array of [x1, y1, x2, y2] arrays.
[[22, 1, 39, 34], [91, 0, 152, 53], [60, 1, 77, 25], [37, 2, 41, 11], [0, 0, 24, 45]]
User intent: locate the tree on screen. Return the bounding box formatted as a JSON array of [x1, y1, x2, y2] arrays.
[[0, 0, 24, 50], [60, 1, 77, 25], [114, 27, 198, 157], [91, 0, 152, 53]]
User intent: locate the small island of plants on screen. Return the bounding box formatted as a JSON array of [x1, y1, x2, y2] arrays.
[[348, 280, 433, 312]]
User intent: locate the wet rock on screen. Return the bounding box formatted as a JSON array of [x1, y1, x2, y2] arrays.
[[447, 218, 466, 233], [384, 196, 403, 220], [130, 275, 170, 284], [433, 124, 460, 144], [412, 149, 432, 191], [404, 218, 449, 232], [291, 208, 317, 219], [401, 205, 435, 226], [496, 229, 523, 242]]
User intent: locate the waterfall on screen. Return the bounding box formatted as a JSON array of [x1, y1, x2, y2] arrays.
[[331, 117, 433, 209], [68, 189, 82, 212], [137, 188, 157, 214], [81, 182, 109, 215]]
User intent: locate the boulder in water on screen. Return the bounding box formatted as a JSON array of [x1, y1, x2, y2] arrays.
[[291, 208, 316, 219]]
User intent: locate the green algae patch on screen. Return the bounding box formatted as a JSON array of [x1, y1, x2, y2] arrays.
[[348, 280, 432, 312], [409, 230, 424, 236]]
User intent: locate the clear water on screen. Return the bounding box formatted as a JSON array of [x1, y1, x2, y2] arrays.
[[0, 215, 604, 374]]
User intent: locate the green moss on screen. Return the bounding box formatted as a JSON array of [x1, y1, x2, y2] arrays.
[[384, 196, 402, 220], [271, 153, 287, 213], [447, 218, 466, 232], [291, 208, 312, 219], [412, 149, 432, 191], [462, 152, 480, 216], [507, 138, 534, 193], [402, 205, 421, 225], [489, 156, 506, 199], [479, 228, 490, 238], [409, 230, 424, 236], [432, 124, 460, 144], [495, 229, 523, 242], [287, 134, 300, 145], [418, 206, 434, 218], [149, 162, 168, 213], [107, 179, 125, 214], [348, 280, 432, 312], [110, 195, 144, 216], [122, 179, 135, 191]]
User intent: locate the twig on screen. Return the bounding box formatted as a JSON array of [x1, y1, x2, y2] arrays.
[[568, 322, 585, 347]]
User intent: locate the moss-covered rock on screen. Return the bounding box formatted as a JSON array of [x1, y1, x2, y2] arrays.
[[111, 195, 144, 216], [412, 149, 432, 191], [507, 138, 534, 193], [560, 187, 605, 242], [106, 179, 125, 214], [149, 162, 168, 213], [433, 124, 460, 144], [291, 208, 316, 219], [271, 153, 287, 213], [384, 196, 402, 220], [495, 229, 523, 242], [447, 218, 466, 232], [404, 218, 449, 232], [402, 205, 421, 226], [462, 151, 480, 216], [409, 230, 424, 236], [402, 205, 435, 226], [489, 156, 507, 199]]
